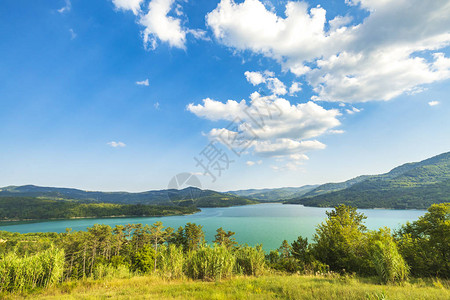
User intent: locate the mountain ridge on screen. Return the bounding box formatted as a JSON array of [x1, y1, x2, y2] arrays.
[[286, 151, 450, 209], [0, 185, 257, 208]]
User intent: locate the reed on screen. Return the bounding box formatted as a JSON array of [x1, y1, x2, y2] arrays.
[[0, 247, 64, 292]]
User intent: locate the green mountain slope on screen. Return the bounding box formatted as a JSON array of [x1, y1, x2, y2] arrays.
[[0, 186, 257, 208], [286, 151, 450, 209], [0, 197, 200, 221], [228, 185, 318, 201]]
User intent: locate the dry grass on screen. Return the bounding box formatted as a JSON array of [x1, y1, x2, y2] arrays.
[[4, 274, 449, 300]]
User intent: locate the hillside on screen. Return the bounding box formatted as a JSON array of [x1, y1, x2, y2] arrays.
[[286, 151, 450, 209], [0, 197, 199, 221], [0, 186, 257, 208], [228, 185, 318, 201]]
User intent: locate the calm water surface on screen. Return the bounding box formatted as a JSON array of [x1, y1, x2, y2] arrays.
[[0, 204, 425, 251]]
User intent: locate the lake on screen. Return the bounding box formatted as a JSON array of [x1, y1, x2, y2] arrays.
[[0, 203, 426, 251]]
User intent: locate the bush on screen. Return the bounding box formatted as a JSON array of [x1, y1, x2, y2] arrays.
[[186, 244, 235, 280], [369, 229, 409, 283], [131, 246, 155, 274], [235, 245, 266, 276]]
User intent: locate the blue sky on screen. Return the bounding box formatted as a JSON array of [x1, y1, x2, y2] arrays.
[[0, 0, 449, 192]]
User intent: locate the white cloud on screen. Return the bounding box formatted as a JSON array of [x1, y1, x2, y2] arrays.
[[112, 0, 144, 15], [140, 0, 186, 50], [187, 29, 210, 41], [154, 101, 160, 109], [253, 139, 325, 157], [244, 71, 287, 95], [428, 101, 440, 106], [136, 78, 149, 86], [112, 0, 207, 50], [244, 71, 266, 85], [207, 0, 450, 103], [107, 141, 126, 148], [58, 0, 71, 13], [246, 160, 262, 166], [329, 129, 345, 134], [266, 77, 287, 95], [289, 82, 302, 96], [187, 97, 248, 121], [188, 91, 340, 163], [345, 106, 361, 115], [69, 29, 76, 40]]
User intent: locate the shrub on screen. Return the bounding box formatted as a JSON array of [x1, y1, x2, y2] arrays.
[[185, 244, 235, 280], [369, 229, 409, 283], [235, 245, 266, 276], [131, 245, 155, 274]]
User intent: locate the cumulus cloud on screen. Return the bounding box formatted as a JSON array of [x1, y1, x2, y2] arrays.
[[428, 101, 440, 106], [136, 78, 149, 86], [244, 71, 266, 85], [107, 141, 126, 148], [112, 0, 144, 15], [58, 0, 71, 13], [140, 0, 186, 50], [244, 71, 287, 95], [188, 91, 340, 163], [289, 82, 302, 96], [206, 0, 450, 103], [112, 0, 207, 50]]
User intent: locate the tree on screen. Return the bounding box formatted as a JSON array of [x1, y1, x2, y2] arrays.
[[214, 227, 237, 249], [397, 203, 449, 277], [291, 236, 310, 263], [278, 240, 291, 259], [148, 222, 173, 272], [131, 245, 155, 274], [312, 205, 368, 273], [182, 223, 205, 252]]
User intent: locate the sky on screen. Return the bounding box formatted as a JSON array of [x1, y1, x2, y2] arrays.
[[0, 0, 449, 192]]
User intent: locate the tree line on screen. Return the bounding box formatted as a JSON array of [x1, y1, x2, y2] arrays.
[[0, 197, 199, 220]]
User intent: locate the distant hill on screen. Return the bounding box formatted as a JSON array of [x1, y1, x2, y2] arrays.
[[286, 151, 450, 209], [0, 186, 257, 208], [0, 197, 200, 221], [228, 185, 318, 201]]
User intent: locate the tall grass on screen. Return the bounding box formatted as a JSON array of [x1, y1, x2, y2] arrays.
[[371, 229, 409, 283], [0, 247, 65, 292], [158, 244, 185, 279], [186, 244, 235, 281], [92, 263, 133, 280], [235, 245, 266, 276]]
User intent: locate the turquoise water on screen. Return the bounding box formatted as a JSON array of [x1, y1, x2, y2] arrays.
[[0, 204, 425, 251]]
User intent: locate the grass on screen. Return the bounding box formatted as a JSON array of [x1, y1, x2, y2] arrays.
[[3, 274, 449, 300]]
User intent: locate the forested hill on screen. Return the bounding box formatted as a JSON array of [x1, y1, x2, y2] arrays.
[[228, 185, 318, 201], [286, 151, 450, 209], [0, 186, 257, 208], [0, 197, 200, 221]]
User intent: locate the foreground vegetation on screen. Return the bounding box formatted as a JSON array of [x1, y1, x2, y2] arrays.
[[0, 197, 200, 221], [0, 203, 448, 298], [6, 274, 449, 299]]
